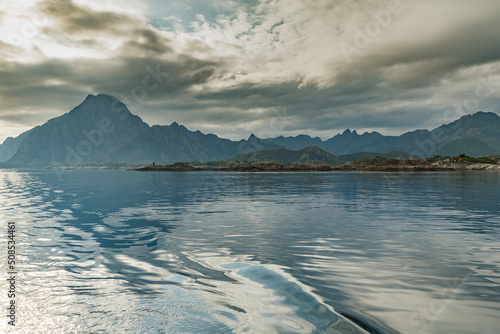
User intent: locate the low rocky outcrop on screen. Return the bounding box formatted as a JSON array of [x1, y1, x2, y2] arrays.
[[433, 154, 500, 170], [133, 154, 500, 172]]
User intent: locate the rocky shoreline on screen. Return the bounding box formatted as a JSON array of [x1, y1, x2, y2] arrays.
[[133, 161, 500, 172], [134, 162, 336, 172]]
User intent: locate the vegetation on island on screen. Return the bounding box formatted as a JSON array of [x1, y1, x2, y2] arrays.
[[133, 151, 500, 172]]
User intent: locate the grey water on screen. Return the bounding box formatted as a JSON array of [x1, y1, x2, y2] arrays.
[[1, 170, 499, 334]]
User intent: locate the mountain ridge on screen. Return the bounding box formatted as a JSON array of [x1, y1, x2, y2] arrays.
[[230, 146, 411, 165], [0, 94, 499, 166]]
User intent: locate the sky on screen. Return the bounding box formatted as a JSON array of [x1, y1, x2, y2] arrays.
[[1, 0, 500, 142]]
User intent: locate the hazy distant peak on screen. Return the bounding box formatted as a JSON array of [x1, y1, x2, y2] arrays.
[[440, 111, 500, 130], [471, 111, 499, 119], [457, 111, 499, 121], [340, 129, 359, 136]]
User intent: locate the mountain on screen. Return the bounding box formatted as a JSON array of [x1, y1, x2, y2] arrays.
[[266, 112, 500, 157], [126, 122, 246, 163], [268, 135, 323, 151], [0, 127, 38, 162], [5, 94, 150, 166], [429, 112, 500, 156], [231, 147, 411, 165], [231, 146, 341, 165], [0, 94, 498, 166], [0, 94, 278, 166]]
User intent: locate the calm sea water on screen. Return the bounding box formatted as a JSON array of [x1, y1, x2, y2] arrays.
[[0, 170, 499, 334]]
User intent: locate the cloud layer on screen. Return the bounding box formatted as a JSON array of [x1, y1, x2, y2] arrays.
[[1, 0, 500, 141]]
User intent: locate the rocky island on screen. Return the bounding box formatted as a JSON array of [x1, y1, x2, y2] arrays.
[[133, 154, 500, 172]]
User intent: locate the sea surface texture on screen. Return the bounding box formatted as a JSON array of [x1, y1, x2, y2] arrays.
[[0, 170, 499, 333]]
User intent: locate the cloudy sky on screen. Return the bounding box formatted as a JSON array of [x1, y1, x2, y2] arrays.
[[1, 0, 500, 142]]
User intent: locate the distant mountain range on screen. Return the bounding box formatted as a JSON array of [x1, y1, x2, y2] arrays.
[[0, 94, 499, 166], [264, 113, 500, 157], [230, 146, 411, 165]]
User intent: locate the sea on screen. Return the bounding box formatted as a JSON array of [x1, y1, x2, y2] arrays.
[[0, 169, 499, 333]]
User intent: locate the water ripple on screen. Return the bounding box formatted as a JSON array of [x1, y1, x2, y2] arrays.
[[0, 170, 499, 333]]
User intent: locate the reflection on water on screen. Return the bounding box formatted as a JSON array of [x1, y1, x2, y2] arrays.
[[0, 170, 499, 333]]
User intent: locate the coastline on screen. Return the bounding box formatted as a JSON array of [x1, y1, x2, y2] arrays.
[[2, 158, 499, 172], [132, 161, 500, 172]]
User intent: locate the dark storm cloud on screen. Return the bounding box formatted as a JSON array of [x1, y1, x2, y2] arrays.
[[0, 54, 222, 116], [39, 0, 174, 55], [0, 0, 229, 129], [122, 29, 172, 54], [40, 0, 130, 33], [36, 0, 225, 91], [0, 59, 87, 125], [190, 79, 436, 135], [78, 56, 221, 97], [339, 9, 500, 88]]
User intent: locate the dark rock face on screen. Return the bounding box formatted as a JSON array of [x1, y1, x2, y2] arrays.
[[0, 128, 38, 162], [128, 123, 243, 163], [6, 94, 151, 166], [1, 94, 278, 166]]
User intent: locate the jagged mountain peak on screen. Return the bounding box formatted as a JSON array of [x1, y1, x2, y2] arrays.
[[68, 93, 130, 117], [465, 111, 499, 119], [248, 133, 258, 141], [3, 94, 152, 165]]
